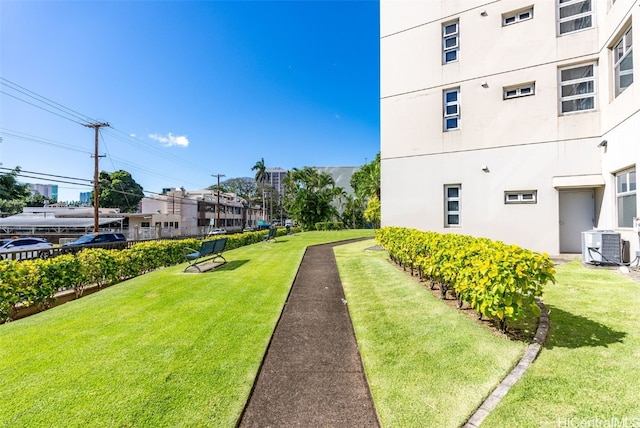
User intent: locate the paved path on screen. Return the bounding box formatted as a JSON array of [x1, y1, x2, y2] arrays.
[[238, 239, 380, 427]]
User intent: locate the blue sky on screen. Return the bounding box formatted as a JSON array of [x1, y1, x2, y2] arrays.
[[0, 0, 380, 202]]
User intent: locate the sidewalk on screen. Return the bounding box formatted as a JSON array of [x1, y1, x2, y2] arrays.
[[238, 239, 380, 427]]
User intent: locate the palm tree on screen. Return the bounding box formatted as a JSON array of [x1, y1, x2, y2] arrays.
[[252, 158, 267, 220]]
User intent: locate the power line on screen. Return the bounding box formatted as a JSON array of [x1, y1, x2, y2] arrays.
[[0, 166, 93, 184], [0, 90, 87, 126], [0, 79, 219, 190], [0, 77, 97, 124], [0, 129, 92, 155]]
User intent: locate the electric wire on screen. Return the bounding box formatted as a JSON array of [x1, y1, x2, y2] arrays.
[[0, 129, 92, 155], [0, 77, 98, 124], [1, 165, 230, 209], [0, 167, 93, 184], [0, 79, 221, 194], [0, 90, 87, 126]]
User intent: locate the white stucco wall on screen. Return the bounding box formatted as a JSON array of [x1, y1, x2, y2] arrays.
[[380, 0, 639, 255]]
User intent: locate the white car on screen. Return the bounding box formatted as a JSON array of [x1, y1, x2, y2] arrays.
[[0, 237, 54, 260], [207, 228, 227, 236]]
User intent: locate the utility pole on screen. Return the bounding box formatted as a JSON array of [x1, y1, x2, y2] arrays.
[[85, 122, 109, 233], [212, 173, 225, 228]]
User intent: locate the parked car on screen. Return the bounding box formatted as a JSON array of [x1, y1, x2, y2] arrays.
[[61, 232, 126, 247], [243, 227, 256, 232], [207, 228, 227, 236], [0, 237, 54, 260]]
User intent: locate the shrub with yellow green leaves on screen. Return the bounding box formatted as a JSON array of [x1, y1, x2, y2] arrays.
[[376, 227, 555, 331]]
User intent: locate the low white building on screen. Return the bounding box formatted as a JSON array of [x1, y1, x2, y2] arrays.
[[381, 0, 638, 257], [139, 188, 264, 238]]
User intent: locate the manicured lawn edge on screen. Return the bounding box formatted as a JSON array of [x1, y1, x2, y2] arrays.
[[334, 240, 526, 427], [0, 230, 373, 427], [480, 260, 640, 427]]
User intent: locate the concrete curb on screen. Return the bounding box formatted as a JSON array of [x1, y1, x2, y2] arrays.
[[463, 299, 549, 428]]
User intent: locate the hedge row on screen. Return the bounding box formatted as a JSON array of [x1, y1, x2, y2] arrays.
[[314, 222, 344, 231], [376, 227, 556, 331], [0, 227, 296, 323]]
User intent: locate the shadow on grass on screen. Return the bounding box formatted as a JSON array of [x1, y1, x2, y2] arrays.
[[213, 260, 249, 271], [545, 305, 626, 349]]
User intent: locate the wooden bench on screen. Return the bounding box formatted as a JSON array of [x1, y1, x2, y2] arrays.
[[263, 227, 277, 242], [184, 238, 227, 272]]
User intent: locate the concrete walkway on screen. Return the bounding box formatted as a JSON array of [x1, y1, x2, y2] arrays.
[[238, 240, 380, 427]]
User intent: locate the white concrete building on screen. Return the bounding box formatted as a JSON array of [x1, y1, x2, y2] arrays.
[[381, 0, 638, 257]]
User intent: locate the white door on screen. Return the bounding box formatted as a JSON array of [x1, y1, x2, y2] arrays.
[[559, 189, 595, 253]]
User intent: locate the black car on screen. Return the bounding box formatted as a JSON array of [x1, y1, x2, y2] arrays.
[[62, 232, 126, 247]]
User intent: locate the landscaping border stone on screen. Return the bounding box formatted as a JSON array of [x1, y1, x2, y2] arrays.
[[463, 299, 549, 428]]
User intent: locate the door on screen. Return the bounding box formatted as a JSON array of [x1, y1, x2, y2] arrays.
[[559, 189, 595, 253]]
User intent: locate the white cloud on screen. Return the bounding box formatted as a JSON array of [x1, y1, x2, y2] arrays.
[[148, 132, 189, 147]]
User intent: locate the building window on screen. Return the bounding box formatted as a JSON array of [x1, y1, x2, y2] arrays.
[[505, 191, 537, 204], [443, 20, 459, 64], [559, 62, 596, 113], [445, 184, 461, 227], [503, 7, 533, 26], [504, 83, 535, 99], [616, 169, 636, 228], [558, 0, 593, 35], [443, 88, 460, 130], [613, 26, 633, 97]]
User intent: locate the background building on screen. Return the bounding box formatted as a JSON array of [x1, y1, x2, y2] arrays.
[[381, 0, 638, 256], [265, 167, 287, 195], [29, 183, 58, 200], [79, 192, 92, 205]]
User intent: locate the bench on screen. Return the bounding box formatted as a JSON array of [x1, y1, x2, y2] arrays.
[[263, 227, 277, 242], [184, 238, 227, 272]]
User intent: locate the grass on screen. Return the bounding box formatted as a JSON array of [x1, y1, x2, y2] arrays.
[[334, 240, 526, 427], [4, 234, 638, 427], [0, 230, 373, 427], [481, 260, 640, 427]]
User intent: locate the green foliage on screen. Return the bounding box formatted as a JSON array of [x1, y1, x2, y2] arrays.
[[0, 166, 50, 215], [340, 194, 366, 228], [0, 230, 374, 426], [376, 227, 556, 331], [350, 153, 380, 200], [0, 230, 300, 323], [282, 167, 343, 230], [0, 259, 46, 321], [364, 195, 381, 228], [315, 222, 344, 231], [94, 169, 144, 213], [215, 177, 257, 202]]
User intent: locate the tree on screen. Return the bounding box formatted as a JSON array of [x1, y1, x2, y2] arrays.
[[93, 170, 144, 213], [282, 167, 343, 230], [24, 193, 50, 207], [364, 195, 381, 228], [0, 167, 30, 201], [351, 153, 381, 201], [252, 158, 267, 220], [212, 177, 257, 201], [0, 167, 35, 215], [340, 194, 366, 229], [210, 176, 260, 228]]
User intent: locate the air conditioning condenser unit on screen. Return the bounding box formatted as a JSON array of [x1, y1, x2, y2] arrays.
[[581, 230, 621, 265]]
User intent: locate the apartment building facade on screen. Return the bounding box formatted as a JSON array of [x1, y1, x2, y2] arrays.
[[381, 0, 638, 255]]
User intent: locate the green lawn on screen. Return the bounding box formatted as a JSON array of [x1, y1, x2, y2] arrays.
[[335, 240, 526, 427], [0, 230, 373, 427], [481, 260, 640, 427], [4, 234, 637, 427]]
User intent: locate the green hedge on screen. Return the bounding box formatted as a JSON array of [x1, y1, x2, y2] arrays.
[[314, 222, 344, 231], [376, 227, 556, 331], [0, 229, 295, 323]]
